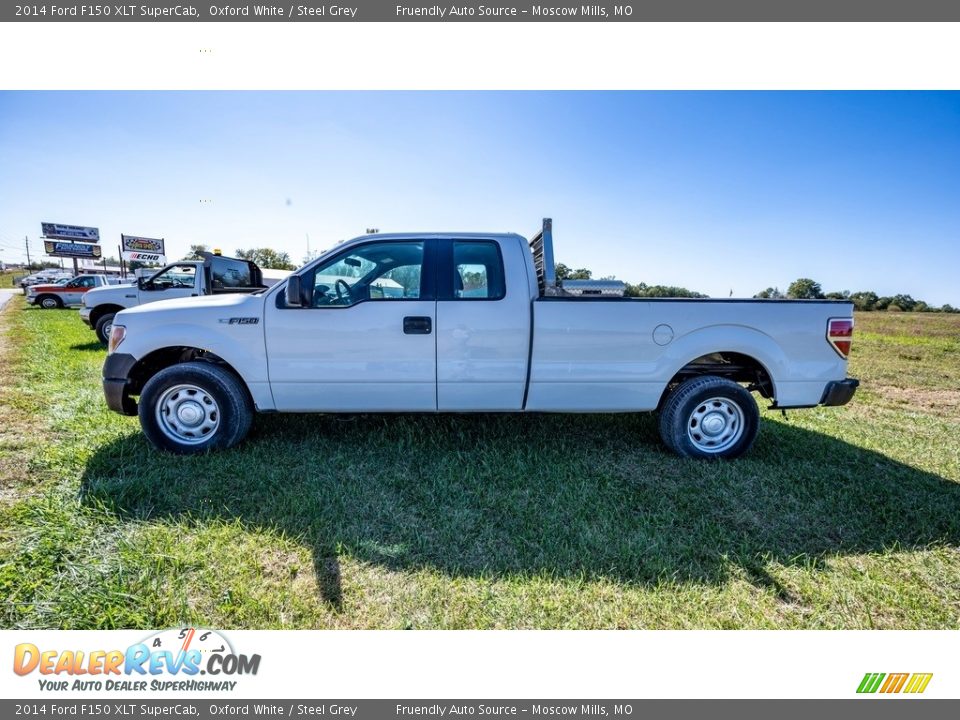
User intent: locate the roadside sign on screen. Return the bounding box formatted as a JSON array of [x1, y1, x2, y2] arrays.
[[40, 222, 100, 242], [121, 234, 166, 263], [43, 240, 102, 258]]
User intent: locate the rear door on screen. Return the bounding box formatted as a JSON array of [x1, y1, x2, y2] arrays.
[[265, 238, 438, 412], [436, 237, 531, 411]]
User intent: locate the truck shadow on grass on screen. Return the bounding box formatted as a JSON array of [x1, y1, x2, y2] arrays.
[[70, 341, 107, 352], [80, 412, 960, 608]]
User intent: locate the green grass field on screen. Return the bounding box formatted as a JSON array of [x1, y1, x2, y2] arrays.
[[1, 300, 959, 629]]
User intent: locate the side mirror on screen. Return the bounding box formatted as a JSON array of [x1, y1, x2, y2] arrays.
[[137, 278, 146, 290], [286, 276, 302, 307], [286, 275, 311, 307]]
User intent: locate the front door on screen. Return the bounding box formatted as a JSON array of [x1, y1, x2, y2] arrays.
[[60, 275, 98, 305], [138, 263, 201, 303], [265, 238, 437, 412]]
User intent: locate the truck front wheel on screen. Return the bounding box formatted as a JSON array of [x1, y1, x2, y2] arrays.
[[658, 375, 759, 459], [38, 295, 63, 309], [138, 362, 254, 455], [95, 313, 116, 345]]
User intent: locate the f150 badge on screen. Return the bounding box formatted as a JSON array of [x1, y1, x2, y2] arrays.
[[219, 317, 260, 325]]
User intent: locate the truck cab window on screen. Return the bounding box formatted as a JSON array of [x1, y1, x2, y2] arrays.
[[311, 241, 424, 307], [148, 265, 196, 289], [452, 241, 505, 299]]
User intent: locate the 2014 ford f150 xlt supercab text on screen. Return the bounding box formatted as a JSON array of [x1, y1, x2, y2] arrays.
[[102, 219, 858, 458]]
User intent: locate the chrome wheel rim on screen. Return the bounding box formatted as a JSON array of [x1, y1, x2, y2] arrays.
[[41, 298, 57, 308], [687, 396, 745, 454], [102, 321, 112, 339], [155, 384, 220, 445]]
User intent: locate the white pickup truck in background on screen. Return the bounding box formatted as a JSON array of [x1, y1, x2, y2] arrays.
[[80, 253, 290, 344], [102, 219, 858, 458]]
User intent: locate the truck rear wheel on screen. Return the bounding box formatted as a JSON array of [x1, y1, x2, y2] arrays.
[[138, 362, 254, 455], [95, 313, 116, 345], [658, 375, 759, 459], [38, 295, 62, 309]]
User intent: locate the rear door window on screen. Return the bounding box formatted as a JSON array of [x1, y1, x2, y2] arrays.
[[452, 241, 505, 300]]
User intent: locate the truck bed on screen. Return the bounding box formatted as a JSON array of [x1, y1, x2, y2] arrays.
[[525, 296, 852, 412]]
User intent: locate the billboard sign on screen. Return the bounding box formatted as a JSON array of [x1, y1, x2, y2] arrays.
[[41, 222, 100, 242], [43, 240, 102, 259], [121, 234, 166, 263]]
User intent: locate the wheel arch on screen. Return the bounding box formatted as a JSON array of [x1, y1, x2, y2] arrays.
[[656, 325, 788, 408], [36, 293, 61, 307], [126, 346, 254, 405], [89, 303, 126, 325]]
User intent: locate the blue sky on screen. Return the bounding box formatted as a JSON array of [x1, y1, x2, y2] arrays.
[[1, 91, 958, 304]]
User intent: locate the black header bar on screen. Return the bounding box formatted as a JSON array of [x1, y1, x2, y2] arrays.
[[6, 0, 960, 22], [3, 700, 960, 720]]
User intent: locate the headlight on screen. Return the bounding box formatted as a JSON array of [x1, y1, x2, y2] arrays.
[[107, 325, 126, 354]]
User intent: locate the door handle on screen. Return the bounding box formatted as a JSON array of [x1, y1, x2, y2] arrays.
[[403, 316, 432, 334]]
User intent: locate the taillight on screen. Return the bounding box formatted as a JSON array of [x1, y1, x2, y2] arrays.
[[827, 318, 853, 358]]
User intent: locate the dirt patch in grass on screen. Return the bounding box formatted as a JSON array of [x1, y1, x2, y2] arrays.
[[872, 384, 960, 415], [0, 299, 44, 503], [259, 546, 309, 580]]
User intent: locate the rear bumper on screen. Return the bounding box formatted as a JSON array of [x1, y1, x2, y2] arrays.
[[102, 352, 138, 416], [820, 378, 860, 407]]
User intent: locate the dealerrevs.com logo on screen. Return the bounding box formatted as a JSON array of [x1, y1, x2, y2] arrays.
[[13, 628, 261, 692], [857, 673, 933, 695]]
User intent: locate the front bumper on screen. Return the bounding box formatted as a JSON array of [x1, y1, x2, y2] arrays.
[[820, 378, 860, 407], [79, 306, 93, 326], [102, 352, 138, 415]]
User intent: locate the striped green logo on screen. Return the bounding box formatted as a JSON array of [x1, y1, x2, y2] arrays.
[[857, 672, 933, 694]]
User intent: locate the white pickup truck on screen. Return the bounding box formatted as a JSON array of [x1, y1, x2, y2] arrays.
[[81, 253, 289, 344], [102, 220, 858, 458]]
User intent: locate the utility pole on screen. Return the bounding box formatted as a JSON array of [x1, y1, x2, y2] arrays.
[[24, 236, 31, 268]]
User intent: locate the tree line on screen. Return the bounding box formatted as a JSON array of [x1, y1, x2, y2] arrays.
[[755, 278, 957, 313], [561, 264, 956, 312]]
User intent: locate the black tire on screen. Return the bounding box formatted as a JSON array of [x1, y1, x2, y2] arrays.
[[95, 313, 116, 345], [138, 362, 254, 455], [38, 295, 63, 309], [658, 375, 759, 459]]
